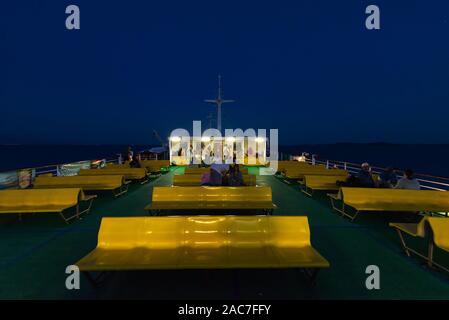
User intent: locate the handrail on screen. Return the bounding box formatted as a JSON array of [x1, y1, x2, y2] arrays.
[[303, 156, 449, 191]]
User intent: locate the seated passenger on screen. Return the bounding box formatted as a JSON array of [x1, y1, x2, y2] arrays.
[[394, 169, 421, 190], [354, 162, 375, 188], [379, 167, 398, 188], [200, 172, 211, 186], [129, 155, 141, 168], [228, 164, 245, 186], [209, 167, 223, 186]]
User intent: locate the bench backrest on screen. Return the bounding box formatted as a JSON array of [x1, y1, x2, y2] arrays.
[[173, 174, 256, 186], [152, 186, 272, 203], [427, 217, 449, 252], [79, 168, 147, 179], [34, 175, 124, 189], [0, 188, 82, 210], [304, 175, 348, 189], [107, 163, 129, 168], [95, 216, 311, 250], [140, 160, 169, 167], [341, 187, 449, 212], [285, 167, 347, 178], [184, 167, 249, 175], [277, 161, 310, 172]]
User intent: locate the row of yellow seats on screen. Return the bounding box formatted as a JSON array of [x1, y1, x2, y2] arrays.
[[299, 175, 347, 196], [107, 160, 168, 173], [390, 217, 449, 273], [145, 186, 276, 213], [75, 215, 330, 276], [0, 188, 96, 224], [173, 174, 256, 186], [276, 160, 311, 173], [284, 166, 347, 180], [329, 187, 449, 221], [79, 168, 148, 181], [33, 175, 130, 198], [184, 167, 249, 175]]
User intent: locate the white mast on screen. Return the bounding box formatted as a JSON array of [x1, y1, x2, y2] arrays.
[[204, 75, 235, 133]]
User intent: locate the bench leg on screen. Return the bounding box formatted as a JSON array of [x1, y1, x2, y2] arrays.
[[59, 212, 71, 224], [396, 229, 411, 257], [300, 184, 313, 197], [79, 198, 95, 216], [428, 240, 434, 268], [140, 177, 150, 184], [113, 184, 129, 198]]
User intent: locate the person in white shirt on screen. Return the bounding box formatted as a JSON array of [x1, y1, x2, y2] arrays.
[[394, 169, 421, 190]]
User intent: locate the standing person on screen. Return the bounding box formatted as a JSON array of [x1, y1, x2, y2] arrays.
[[394, 169, 421, 190], [129, 155, 141, 168]]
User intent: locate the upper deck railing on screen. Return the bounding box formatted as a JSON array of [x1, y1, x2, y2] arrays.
[[1, 153, 449, 191], [301, 156, 449, 192]]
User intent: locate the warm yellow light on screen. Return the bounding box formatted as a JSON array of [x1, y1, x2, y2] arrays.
[[170, 136, 181, 142], [201, 136, 210, 142], [255, 137, 265, 143], [226, 137, 236, 143]]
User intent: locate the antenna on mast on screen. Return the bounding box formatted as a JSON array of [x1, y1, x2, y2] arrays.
[[204, 74, 235, 133]]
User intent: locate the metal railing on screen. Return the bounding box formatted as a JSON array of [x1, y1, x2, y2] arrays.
[[303, 156, 449, 192]]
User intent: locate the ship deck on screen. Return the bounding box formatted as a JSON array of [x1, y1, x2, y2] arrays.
[[1, 166, 449, 299]]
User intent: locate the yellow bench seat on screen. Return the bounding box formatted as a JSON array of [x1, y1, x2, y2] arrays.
[[149, 201, 273, 210], [79, 168, 148, 181], [0, 188, 96, 223], [390, 217, 449, 273], [301, 175, 348, 196], [285, 168, 347, 180], [33, 175, 125, 190], [428, 218, 449, 253], [173, 174, 256, 186], [331, 187, 449, 221], [76, 216, 329, 272], [145, 186, 276, 212], [184, 167, 248, 175]]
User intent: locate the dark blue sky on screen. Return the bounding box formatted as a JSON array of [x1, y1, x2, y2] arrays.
[[1, 0, 448, 145]]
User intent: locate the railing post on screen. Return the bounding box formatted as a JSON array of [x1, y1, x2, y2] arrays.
[[344, 162, 347, 170], [326, 160, 329, 169]]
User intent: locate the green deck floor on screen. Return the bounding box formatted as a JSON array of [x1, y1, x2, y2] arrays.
[[1, 167, 449, 299]]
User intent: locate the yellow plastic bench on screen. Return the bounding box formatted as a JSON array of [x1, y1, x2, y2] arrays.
[[75, 215, 329, 283], [145, 186, 276, 214], [140, 160, 170, 173], [284, 167, 347, 180], [184, 167, 249, 175], [390, 217, 449, 273], [276, 161, 310, 173], [0, 188, 96, 224], [173, 174, 256, 186], [300, 175, 348, 197], [79, 168, 149, 183], [330, 187, 449, 221], [33, 175, 130, 197]]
